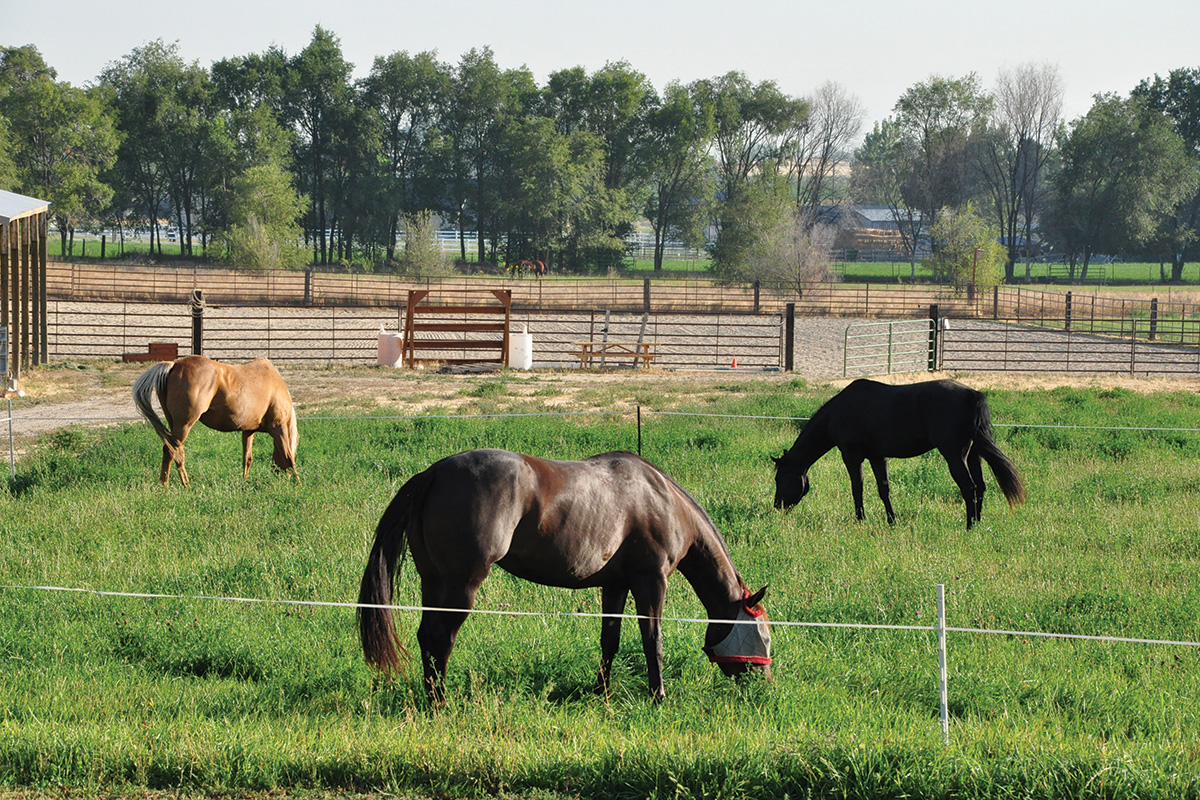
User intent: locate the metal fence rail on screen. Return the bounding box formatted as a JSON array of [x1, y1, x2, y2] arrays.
[[940, 319, 1200, 376], [43, 301, 785, 370]]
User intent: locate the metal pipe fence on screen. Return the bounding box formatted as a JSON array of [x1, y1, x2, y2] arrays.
[[43, 301, 786, 371]]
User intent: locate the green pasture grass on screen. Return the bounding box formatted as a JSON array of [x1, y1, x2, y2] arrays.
[[2, 382, 1200, 797]]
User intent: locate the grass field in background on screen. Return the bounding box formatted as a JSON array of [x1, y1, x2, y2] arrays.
[[47, 232, 1200, 288], [2, 378, 1200, 798]]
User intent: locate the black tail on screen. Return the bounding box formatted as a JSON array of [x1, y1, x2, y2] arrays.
[[358, 473, 426, 677], [973, 397, 1026, 507]]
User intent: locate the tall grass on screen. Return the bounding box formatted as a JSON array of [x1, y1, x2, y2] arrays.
[[1, 381, 1199, 797]]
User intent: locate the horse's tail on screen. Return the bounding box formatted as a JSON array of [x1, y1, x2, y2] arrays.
[[358, 471, 427, 677], [972, 395, 1026, 507], [132, 362, 178, 453]]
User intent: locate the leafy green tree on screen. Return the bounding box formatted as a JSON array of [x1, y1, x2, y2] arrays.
[[361, 50, 450, 260], [397, 209, 450, 277], [641, 81, 715, 271], [1044, 93, 1196, 281], [223, 162, 309, 270], [100, 40, 192, 255], [0, 115, 16, 190], [446, 47, 538, 265], [699, 72, 808, 204], [1132, 68, 1200, 281], [2, 45, 118, 254], [893, 74, 992, 219], [281, 26, 356, 265], [925, 202, 1005, 289], [540, 61, 651, 270], [854, 118, 925, 273], [496, 117, 625, 272], [710, 170, 792, 282]]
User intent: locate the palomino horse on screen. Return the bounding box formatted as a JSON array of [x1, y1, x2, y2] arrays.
[[359, 449, 771, 704], [773, 379, 1025, 529], [132, 355, 299, 487]]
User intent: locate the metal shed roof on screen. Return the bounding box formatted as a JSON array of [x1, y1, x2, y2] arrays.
[[0, 189, 50, 225]]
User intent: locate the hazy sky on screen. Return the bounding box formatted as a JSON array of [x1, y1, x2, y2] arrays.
[[8, 0, 1199, 137]]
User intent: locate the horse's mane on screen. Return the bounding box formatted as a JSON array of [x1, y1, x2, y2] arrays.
[[786, 391, 838, 459], [629, 452, 735, 565]]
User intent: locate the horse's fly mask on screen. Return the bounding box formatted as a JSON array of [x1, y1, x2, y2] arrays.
[[703, 593, 772, 666]]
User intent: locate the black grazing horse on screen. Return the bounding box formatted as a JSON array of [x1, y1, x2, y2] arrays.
[[359, 449, 772, 704], [772, 379, 1025, 529]]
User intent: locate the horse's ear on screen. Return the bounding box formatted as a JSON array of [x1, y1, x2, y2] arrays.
[[747, 585, 768, 607]]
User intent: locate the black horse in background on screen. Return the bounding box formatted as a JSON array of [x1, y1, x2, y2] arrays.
[[772, 379, 1025, 529]]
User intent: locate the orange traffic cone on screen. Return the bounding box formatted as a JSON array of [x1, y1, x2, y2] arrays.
[[731, 358, 737, 369]]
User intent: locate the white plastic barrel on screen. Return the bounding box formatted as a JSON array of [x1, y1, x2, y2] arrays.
[[377, 328, 404, 367], [508, 326, 533, 370]]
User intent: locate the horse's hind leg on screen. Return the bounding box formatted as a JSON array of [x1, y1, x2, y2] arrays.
[[169, 421, 195, 488], [967, 451, 985, 523], [160, 443, 174, 486], [596, 584, 628, 694], [416, 574, 486, 706], [868, 457, 896, 525], [940, 448, 977, 529]]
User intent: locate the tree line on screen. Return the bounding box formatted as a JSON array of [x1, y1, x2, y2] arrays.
[[0, 29, 1198, 285]]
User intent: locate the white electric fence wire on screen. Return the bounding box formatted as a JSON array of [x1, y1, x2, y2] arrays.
[[3, 584, 1199, 649], [8, 405, 1200, 435]]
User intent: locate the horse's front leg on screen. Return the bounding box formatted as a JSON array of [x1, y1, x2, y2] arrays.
[[630, 573, 668, 702], [596, 585, 628, 695], [242, 431, 255, 478], [841, 450, 867, 521], [868, 456, 896, 524]]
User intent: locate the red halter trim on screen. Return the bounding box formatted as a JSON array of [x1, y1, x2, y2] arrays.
[[708, 654, 774, 666], [741, 588, 765, 618]]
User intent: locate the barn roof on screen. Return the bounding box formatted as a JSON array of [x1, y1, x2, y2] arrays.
[[0, 189, 50, 225]]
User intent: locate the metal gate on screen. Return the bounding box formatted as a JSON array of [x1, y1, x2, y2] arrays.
[[843, 319, 934, 377]]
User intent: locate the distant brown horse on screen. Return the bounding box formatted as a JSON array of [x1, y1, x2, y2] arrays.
[[510, 259, 546, 278], [359, 448, 771, 704], [132, 355, 299, 486]]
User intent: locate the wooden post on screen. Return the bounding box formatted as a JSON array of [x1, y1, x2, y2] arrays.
[[35, 212, 46, 364], [753, 280, 760, 314], [784, 302, 795, 372], [1, 221, 8, 332], [7, 220, 17, 377], [1149, 298, 1158, 341], [643, 278, 650, 313], [190, 289, 205, 356], [1064, 291, 1072, 333], [20, 217, 30, 374], [928, 304, 940, 372]]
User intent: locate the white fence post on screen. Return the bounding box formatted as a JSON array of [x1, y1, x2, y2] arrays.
[[938, 583, 949, 746]]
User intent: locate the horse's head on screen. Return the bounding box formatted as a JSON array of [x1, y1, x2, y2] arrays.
[[772, 452, 809, 510], [703, 585, 772, 680], [272, 404, 300, 477]]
